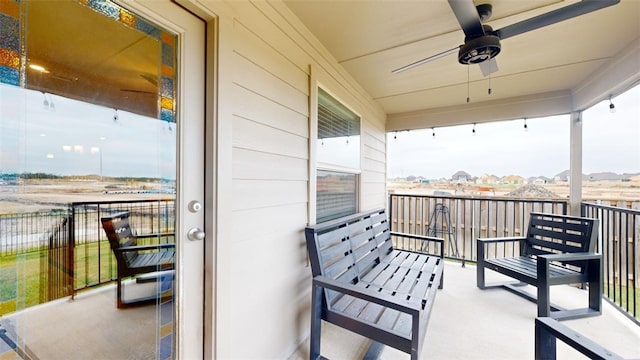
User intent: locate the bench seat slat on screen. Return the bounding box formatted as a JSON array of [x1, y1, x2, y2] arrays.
[[486, 256, 580, 279]]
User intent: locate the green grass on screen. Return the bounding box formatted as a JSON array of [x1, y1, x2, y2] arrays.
[[0, 251, 45, 315], [605, 283, 640, 320], [0, 242, 117, 316]]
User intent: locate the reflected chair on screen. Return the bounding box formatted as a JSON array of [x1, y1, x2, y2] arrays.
[[101, 211, 174, 308]]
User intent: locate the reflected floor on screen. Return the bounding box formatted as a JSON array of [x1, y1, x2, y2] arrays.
[[0, 281, 170, 360]]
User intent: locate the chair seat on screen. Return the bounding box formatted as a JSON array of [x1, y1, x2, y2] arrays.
[[129, 251, 175, 270]]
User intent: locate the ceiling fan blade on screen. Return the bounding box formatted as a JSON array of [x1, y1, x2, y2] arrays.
[[479, 58, 498, 77], [448, 0, 485, 39], [392, 46, 459, 74], [496, 0, 620, 40]]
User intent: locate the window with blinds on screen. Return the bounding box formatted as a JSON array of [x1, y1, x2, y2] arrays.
[[316, 88, 360, 222]]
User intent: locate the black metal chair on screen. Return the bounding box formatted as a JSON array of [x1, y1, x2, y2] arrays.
[[101, 211, 174, 308]]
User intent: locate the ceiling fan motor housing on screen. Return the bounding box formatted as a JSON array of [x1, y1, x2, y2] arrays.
[[458, 25, 501, 65]]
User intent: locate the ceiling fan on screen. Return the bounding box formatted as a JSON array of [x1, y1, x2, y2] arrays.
[[392, 0, 620, 76]]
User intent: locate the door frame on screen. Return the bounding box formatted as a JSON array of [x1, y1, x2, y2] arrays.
[[117, 1, 212, 358]]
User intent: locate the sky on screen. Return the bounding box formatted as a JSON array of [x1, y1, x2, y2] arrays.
[[0, 85, 176, 179], [387, 84, 640, 179], [1, 83, 638, 180]]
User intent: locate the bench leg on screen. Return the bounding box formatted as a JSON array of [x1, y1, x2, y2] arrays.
[[310, 283, 323, 360], [535, 318, 557, 360], [476, 242, 486, 289], [117, 275, 124, 309], [588, 257, 602, 315], [537, 257, 552, 317]]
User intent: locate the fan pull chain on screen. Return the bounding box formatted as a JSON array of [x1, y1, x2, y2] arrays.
[[488, 75, 492, 95], [466, 66, 470, 103]]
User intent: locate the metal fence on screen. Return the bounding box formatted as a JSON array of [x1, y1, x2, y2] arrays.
[[69, 199, 175, 292], [388, 193, 568, 264], [388, 193, 639, 324], [0, 210, 69, 255], [582, 201, 639, 323], [0, 199, 174, 311]]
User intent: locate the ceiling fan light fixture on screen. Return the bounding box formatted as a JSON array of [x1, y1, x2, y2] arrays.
[[458, 32, 501, 65]]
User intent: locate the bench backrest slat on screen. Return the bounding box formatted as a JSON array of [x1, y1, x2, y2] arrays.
[[525, 213, 599, 271], [101, 211, 138, 266], [305, 208, 393, 304]]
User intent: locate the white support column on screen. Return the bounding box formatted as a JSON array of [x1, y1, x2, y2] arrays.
[[569, 112, 583, 216]]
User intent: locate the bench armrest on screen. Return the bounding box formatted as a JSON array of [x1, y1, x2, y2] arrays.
[[535, 317, 624, 360], [313, 275, 421, 316], [538, 252, 601, 262], [390, 231, 445, 257], [117, 243, 175, 253], [477, 236, 526, 244]]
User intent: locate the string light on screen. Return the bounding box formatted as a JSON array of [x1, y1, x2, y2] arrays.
[[42, 92, 55, 110], [472, 123, 476, 136], [609, 96, 616, 113], [394, 131, 398, 140], [432, 128, 436, 138], [113, 109, 119, 122], [523, 118, 528, 132]]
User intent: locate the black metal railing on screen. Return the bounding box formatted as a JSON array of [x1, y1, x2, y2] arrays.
[[69, 199, 175, 292], [582, 202, 639, 324], [0, 199, 174, 314], [388, 193, 567, 263], [0, 210, 69, 256], [388, 193, 639, 324]]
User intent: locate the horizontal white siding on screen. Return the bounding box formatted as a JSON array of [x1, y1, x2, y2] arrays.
[[206, 0, 388, 358]]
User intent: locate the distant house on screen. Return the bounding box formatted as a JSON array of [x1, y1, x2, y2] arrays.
[[451, 171, 472, 183], [476, 174, 499, 184], [554, 170, 571, 182], [529, 176, 550, 185], [586, 172, 626, 181], [501, 175, 526, 185]]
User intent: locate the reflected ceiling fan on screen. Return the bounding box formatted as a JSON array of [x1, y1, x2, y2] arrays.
[[392, 0, 620, 76]]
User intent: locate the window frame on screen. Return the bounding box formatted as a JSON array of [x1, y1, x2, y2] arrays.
[[309, 74, 363, 224]]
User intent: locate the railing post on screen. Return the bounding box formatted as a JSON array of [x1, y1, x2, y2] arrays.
[[68, 204, 76, 300]]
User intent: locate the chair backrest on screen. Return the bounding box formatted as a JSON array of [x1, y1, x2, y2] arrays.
[[525, 212, 599, 260], [101, 211, 137, 266], [305, 208, 393, 288]]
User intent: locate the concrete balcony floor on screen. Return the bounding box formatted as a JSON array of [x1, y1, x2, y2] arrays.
[[0, 261, 638, 359], [290, 262, 640, 360]]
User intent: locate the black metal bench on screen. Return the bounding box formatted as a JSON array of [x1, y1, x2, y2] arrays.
[[477, 212, 602, 320], [305, 208, 444, 360]]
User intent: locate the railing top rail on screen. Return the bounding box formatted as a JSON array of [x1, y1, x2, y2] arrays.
[[389, 192, 567, 204], [582, 202, 640, 215], [70, 198, 174, 207]]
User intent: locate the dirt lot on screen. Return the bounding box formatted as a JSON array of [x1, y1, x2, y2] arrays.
[[2, 178, 639, 215], [0, 180, 174, 214], [388, 179, 640, 202]]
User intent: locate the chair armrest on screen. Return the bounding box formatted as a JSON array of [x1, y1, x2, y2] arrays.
[[538, 252, 600, 262], [477, 236, 526, 244], [136, 233, 175, 239], [117, 243, 175, 253], [390, 231, 444, 257], [313, 275, 421, 316]]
